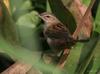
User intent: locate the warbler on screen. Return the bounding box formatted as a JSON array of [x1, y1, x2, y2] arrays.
[[39, 12, 75, 61]]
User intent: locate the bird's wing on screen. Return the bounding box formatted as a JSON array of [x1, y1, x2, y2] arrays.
[[44, 23, 71, 39]]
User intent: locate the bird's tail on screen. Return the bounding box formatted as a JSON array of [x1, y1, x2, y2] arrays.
[[74, 38, 90, 42]]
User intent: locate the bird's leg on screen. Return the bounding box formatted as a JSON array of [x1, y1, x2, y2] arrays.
[[57, 48, 70, 68]]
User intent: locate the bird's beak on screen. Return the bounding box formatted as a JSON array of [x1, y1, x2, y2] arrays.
[[38, 14, 45, 21], [38, 14, 42, 18]]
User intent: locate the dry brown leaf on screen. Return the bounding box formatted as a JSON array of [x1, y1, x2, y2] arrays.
[[3, 0, 10, 13], [63, 0, 93, 40], [1, 62, 32, 74]]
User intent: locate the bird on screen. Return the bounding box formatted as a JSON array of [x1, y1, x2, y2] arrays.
[[39, 0, 96, 68], [39, 12, 76, 63]]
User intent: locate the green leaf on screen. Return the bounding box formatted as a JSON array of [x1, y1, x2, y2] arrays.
[[88, 36, 100, 74], [94, 4, 100, 33], [64, 43, 84, 74], [16, 11, 41, 51], [82, 0, 91, 6], [0, 1, 18, 43], [75, 32, 99, 74], [0, 36, 41, 64], [47, 0, 76, 33], [46, 0, 52, 13], [0, 0, 100, 74], [0, 36, 62, 73], [10, 0, 33, 20]]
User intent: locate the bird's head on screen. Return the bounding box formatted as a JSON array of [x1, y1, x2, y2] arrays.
[[39, 12, 59, 24]]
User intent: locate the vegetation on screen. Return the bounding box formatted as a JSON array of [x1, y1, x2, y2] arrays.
[[0, 0, 100, 74]]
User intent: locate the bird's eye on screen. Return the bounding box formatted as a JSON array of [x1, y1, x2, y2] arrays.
[[45, 15, 50, 18]]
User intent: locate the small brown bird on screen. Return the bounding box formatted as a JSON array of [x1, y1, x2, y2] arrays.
[[39, 12, 75, 61], [39, 0, 96, 68]]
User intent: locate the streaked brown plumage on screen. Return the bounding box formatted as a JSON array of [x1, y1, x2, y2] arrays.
[[39, 12, 75, 56], [39, 0, 96, 68]]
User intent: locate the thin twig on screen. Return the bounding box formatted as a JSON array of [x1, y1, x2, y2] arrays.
[[57, 49, 70, 68]]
